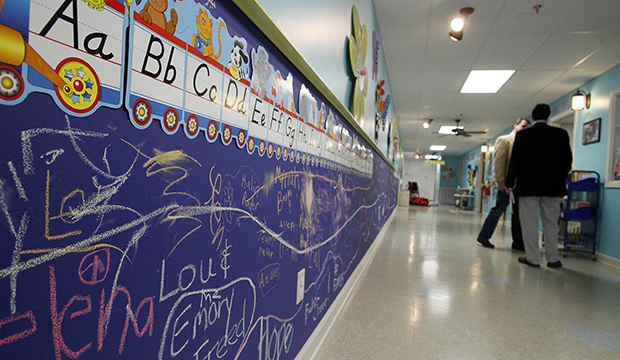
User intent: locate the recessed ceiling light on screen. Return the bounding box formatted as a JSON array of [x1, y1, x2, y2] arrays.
[[429, 145, 447, 151], [461, 70, 515, 93]]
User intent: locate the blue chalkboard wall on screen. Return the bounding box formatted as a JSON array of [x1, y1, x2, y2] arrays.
[[0, 1, 398, 359]]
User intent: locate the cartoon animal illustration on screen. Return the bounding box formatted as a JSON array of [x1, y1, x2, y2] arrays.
[[298, 84, 315, 124], [281, 73, 295, 112], [468, 164, 478, 188], [326, 111, 335, 136], [319, 103, 326, 130], [192, 8, 226, 60], [227, 40, 248, 80], [270, 72, 294, 111], [272, 72, 283, 107], [139, 0, 178, 35], [251, 47, 272, 98]]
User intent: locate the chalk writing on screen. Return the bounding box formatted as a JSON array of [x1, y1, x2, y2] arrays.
[[158, 278, 256, 360], [257, 263, 280, 297], [258, 317, 294, 360], [304, 296, 329, 325]]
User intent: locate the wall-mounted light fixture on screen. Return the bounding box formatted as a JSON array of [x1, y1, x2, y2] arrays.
[[449, 7, 474, 42], [423, 119, 433, 130], [481, 144, 489, 153], [571, 89, 591, 111]]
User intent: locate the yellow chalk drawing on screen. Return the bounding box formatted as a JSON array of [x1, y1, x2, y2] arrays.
[[122, 140, 205, 256]]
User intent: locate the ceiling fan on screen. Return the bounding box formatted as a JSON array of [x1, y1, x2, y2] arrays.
[[440, 119, 487, 137], [412, 149, 426, 159]]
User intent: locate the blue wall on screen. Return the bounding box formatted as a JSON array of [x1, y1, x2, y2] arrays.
[[547, 64, 620, 261], [439, 156, 461, 189]]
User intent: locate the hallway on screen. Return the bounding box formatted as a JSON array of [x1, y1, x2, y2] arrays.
[[313, 205, 620, 359]]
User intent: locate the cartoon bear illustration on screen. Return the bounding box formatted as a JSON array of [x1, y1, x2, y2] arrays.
[[139, 0, 178, 35]]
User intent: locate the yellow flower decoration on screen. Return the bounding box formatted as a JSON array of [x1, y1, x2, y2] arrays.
[[348, 5, 368, 124]]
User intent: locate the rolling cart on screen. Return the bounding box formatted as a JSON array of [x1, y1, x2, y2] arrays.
[[559, 171, 600, 260]]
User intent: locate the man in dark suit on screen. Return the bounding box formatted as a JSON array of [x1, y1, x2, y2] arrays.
[[505, 104, 573, 268]]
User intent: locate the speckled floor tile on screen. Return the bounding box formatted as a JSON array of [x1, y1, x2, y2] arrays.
[[311, 205, 620, 360]]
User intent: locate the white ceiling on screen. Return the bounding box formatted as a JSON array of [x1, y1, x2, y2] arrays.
[[374, 0, 620, 157]]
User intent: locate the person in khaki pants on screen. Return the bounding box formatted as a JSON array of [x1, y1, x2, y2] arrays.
[[476, 118, 530, 249], [506, 104, 573, 268]]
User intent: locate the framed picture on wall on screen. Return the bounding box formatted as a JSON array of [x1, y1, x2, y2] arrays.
[[583, 118, 601, 145]]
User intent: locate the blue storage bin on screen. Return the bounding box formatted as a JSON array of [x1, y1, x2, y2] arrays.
[[568, 178, 596, 192], [566, 207, 591, 220]]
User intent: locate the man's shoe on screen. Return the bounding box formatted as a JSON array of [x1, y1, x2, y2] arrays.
[[547, 261, 562, 268], [518, 256, 540, 267], [511, 244, 525, 251], [477, 239, 495, 248]]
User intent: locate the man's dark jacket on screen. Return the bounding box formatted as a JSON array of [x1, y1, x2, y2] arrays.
[[505, 122, 573, 197]]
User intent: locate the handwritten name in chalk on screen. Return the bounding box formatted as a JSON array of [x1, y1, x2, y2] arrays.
[[0, 311, 37, 346], [278, 219, 295, 232], [241, 190, 260, 212], [304, 248, 321, 270], [48, 265, 155, 357], [304, 296, 329, 325], [158, 278, 256, 360], [298, 213, 313, 232], [274, 166, 300, 191], [258, 246, 274, 260], [276, 190, 293, 215], [257, 233, 277, 246], [240, 173, 261, 194], [169, 292, 230, 358], [159, 258, 218, 303], [332, 272, 345, 293], [258, 317, 294, 360], [257, 263, 280, 297]]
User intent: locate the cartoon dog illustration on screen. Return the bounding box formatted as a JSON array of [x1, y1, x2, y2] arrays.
[[227, 40, 248, 80]]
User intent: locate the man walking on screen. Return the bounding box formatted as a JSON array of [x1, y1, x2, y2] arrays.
[[477, 118, 530, 249], [506, 104, 573, 268]]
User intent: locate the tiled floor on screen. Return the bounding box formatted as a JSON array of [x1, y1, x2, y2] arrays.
[[312, 205, 620, 359]]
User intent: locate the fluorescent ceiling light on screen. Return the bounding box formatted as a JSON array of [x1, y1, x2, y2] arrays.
[[461, 70, 515, 93], [425, 154, 442, 160], [438, 125, 463, 134], [429, 145, 447, 151]]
